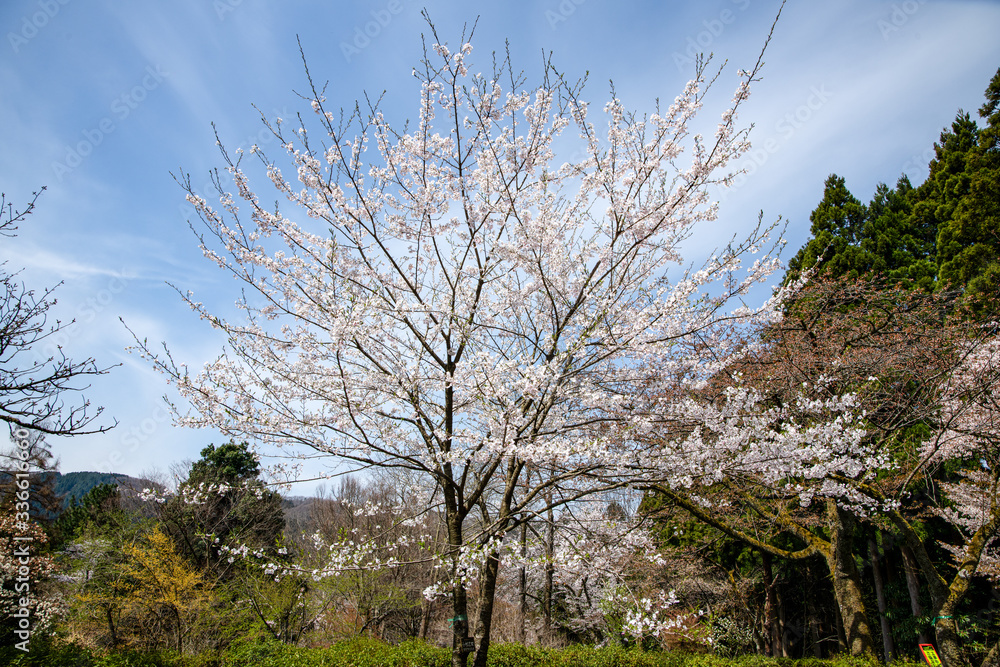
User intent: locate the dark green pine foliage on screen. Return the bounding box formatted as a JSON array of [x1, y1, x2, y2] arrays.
[[188, 441, 263, 484], [864, 177, 936, 289], [785, 174, 933, 288], [787, 68, 1000, 293], [909, 112, 978, 282], [936, 67, 1000, 300], [164, 441, 284, 578], [785, 174, 868, 282]]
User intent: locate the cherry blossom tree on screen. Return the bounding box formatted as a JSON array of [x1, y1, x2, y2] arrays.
[[634, 375, 876, 655], [632, 278, 1000, 664], [0, 512, 64, 648], [133, 18, 786, 665]]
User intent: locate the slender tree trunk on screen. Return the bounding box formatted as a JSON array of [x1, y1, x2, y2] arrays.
[[805, 588, 822, 658], [472, 550, 501, 667], [106, 605, 118, 648], [543, 494, 555, 645], [516, 520, 527, 644], [900, 544, 932, 644], [777, 587, 791, 657], [419, 597, 432, 640], [826, 500, 874, 657], [981, 638, 1000, 667], [763, 552, 781, 657], [174, 607, 184, 654], [447, 513, 471, 667], [869, 537, 895, 663]]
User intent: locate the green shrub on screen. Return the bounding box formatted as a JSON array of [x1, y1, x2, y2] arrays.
[[485, 642, 554, 667], [0, 636, 942, 667]]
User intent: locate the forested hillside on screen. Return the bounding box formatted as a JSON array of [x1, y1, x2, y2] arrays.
[[53, 472, 135, 506]]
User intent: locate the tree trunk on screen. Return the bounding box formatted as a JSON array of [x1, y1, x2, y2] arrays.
[[543, 495, 555, 645], [826, 500, 874, 657], [763, 552, 782, 657], [106, 605, 118, 648], [174, 606, 184, 653], [447, 514, 471, 667], [419, 597, 432, 641], [516, 520, 527, 644], [472, 550, 501, 667], [934, 616, 966, 667], [777, 587, 791, 657], [834, 595, 848, 655], [900, 544, 932, 644], [805, 588, 823, 658], [869, 537, 895, 663], [981, 637, 1000, 667]]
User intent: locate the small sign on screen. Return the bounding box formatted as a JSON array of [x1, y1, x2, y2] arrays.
[[919, 644, 943, 667], [461, 637, 476, 654]]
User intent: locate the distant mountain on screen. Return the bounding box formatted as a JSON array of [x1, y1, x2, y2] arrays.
[[53, 471, 147, 507]]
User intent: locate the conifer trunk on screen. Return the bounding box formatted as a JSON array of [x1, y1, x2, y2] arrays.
[[900, 544, 931, 644], [869, 537, 895, 663]]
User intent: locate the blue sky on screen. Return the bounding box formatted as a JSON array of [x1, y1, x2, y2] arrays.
[[1, 0, 998, 490]]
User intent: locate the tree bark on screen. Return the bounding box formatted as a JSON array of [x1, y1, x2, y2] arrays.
[[472, 550, 501, 667], [981, 638, 1000, 667], [543, 495, 555, 645], [446, 512, 471, 667], [869, 537, 895, 663], [777, 587, 791, 657], [762, 552, 782, 657], [805, 584, 823, 658], [826, 500, 874, 657], [419, 598, 432, 641], [106, 605, 118, 648], [900, 544, 932, 644], [934, 616, 966, 667], [834, 597, 848, 655], [516, 520, 527, 644]]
